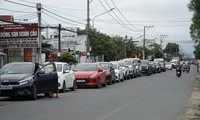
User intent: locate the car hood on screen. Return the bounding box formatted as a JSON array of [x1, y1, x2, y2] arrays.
[[0, 74, 32, 82], [74, 71, 97, 78]]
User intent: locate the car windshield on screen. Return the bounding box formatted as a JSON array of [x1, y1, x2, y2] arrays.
[[74, 64, 97, 71], [56, 64, 62, 72], [0, 64, 33, 74], [141, 60, 148, 64], [100, 63, 109, 70], [124, 60, 132, 65], [118, 62, 125, 67], [112, 63, 118, 69]]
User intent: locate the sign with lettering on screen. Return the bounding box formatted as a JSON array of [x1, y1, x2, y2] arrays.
[[0, 23, 38, 48]]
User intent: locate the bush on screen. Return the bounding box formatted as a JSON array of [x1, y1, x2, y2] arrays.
[[59, 52, 77, 64]]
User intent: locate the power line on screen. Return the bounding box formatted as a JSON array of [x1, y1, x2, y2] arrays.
[[110, 0, 142, 31], [104, 0, 136, 31], [3, 0, 36, 8], [43, 5, 85, 21], [15, 13, 37, 19], [43, 8, 85, 25], [43, 12, 79, 25], [0, 7, 35, 13], [98, 0, 138, 32]]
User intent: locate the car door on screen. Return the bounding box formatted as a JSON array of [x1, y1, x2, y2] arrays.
[[63, 64, 72, 88], [35, 63, 58, 92]]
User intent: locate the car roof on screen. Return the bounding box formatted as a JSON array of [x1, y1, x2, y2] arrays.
[[54, 62, 68, 65], [7, 62, 35, 65]]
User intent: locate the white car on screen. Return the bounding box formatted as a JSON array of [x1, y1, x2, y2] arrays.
[[110, 61, 124, 82], [165, 62, 172, 70], [118, 60, 130, 80], [54, 62, 76, 92]]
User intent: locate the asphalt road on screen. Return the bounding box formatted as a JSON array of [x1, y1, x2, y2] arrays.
[[0, 65, 197, 120]]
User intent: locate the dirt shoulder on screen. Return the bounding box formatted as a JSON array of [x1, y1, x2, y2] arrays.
[[179, 74, 200, 120]]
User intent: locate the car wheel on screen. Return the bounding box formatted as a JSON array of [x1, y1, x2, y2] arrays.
[[30, 84, 37, 100], [113, 77, 116, 84], [117, 75, 120, 82], [71, 80, 76, 91], [109, 77, 112, 85], [61, 81, 66, 93], [121, 75, 124, 82]]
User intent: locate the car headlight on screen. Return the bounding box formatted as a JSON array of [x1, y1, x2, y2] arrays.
[[19, 78, 31, 85], [90, 74, 97, 78]]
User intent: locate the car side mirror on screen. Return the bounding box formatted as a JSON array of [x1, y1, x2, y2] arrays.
[[64, 70, 70, 73]]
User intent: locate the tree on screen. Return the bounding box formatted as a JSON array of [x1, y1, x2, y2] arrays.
[[59, 52, 77, 64], [149, 43, 164, 58], [164, 43, 180, 57], [188, 0, 200, 44], [193, 44, 200, 59]]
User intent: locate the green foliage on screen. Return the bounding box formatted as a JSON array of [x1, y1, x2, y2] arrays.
[[188, 0, 200, 44], [59, 52, 77, 64], [164, 43, 179, 57], [149, 43, 164, 58], [193, 44, 200, 59]]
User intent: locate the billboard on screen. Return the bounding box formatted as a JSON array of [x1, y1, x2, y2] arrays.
[[0, 23, 38, 48]]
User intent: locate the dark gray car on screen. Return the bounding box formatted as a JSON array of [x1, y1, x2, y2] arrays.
[[0, 62, 58, 100]]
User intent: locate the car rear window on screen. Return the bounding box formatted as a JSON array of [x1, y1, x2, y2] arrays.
[[74, 64, 97, 71]]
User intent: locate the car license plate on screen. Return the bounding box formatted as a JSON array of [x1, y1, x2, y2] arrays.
[[0, 85, 12, 90], [77, 80, 85, 83]]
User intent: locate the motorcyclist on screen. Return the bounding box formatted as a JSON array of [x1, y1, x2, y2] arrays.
[[182, 62, 186, 72], [176, 62, 182, 76], [186, 63, 190, 72]]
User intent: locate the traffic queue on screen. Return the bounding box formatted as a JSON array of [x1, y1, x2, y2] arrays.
[[0, 58, 188, 100]]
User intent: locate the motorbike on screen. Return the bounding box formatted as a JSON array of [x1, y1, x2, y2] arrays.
[[176, 67, 181, 77], [186, 67, 190, 73], [182, 67, 186, 73]]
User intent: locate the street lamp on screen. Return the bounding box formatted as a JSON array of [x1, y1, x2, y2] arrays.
[[92, 8, 115, 28]]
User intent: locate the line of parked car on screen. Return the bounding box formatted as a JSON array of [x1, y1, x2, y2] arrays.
[[0, 58, 172, 100]]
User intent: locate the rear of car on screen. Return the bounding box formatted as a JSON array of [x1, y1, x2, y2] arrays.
[[98, 62, 115, 85], [73, 63, 106, 88], [165, 62, 172, 70], [123, 59, 135, 78], [118, 61, 129, 80], [111, 62, 123, 82]]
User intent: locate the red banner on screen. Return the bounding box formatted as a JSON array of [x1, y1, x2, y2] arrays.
[[0, 23, 39, 48]]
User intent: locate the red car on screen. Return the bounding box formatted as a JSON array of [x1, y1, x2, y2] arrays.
[[73, 63, 107, 88]]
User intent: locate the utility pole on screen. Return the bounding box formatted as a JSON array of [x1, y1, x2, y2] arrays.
[[36, 3, 42, 62], [58, 24, 61, 58], [142, 26, 154, 59], [160, 35, 167, 50], [86, 0, 90, 62], [142, 26, 146, 59]]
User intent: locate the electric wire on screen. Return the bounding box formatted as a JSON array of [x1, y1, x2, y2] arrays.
[[43, 8, 85, 25], [0, 7, 35, 13], [104, 0, 136, 31], [43, 5, 85, 22], [98, 0, 137, 32], [3, 0, 36, 8], [110, 0, 142, 31]]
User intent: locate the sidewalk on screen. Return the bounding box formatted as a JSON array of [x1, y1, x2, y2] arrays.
[[179, 74, 200, 120]]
